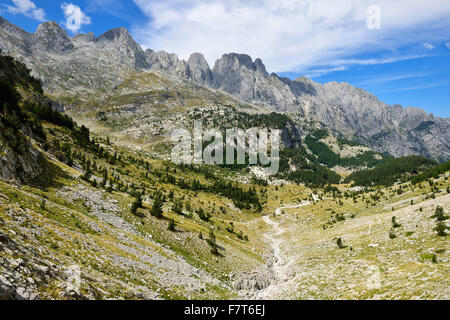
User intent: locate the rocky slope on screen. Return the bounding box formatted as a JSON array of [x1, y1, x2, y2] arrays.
[[0, 16, 448, 162]]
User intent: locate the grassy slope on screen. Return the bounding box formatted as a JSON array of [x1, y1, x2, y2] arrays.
[[0, 119, 272, 299]]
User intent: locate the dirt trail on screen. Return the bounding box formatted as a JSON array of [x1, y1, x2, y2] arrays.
[[255, 202, 309, 299]]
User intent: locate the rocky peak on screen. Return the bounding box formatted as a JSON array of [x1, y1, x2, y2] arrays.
[[95, 27, 133, 44], [0, 16, 32, 39], [287, 76, 318, 96], [211, 53, 271, 100], [32, 21, 74, 53], [231, 53, 253, 69], [254, 58, 268, 75], [95, 27, 149, 70], [0, 16, 33, 56], [187, 52, 213, 86], [213, 53, 268, 75]]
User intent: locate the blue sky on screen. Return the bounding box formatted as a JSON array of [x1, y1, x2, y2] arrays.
[[1, 0, 449, 118]]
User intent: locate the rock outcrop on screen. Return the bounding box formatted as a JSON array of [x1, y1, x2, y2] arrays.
[[145, 49, 190, 78], [187, 52, 213, 86]]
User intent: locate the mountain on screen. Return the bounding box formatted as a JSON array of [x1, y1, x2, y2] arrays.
[[208, 53, 449, 161], [1, 20, 449, 301], [0, 16, 448, 161]]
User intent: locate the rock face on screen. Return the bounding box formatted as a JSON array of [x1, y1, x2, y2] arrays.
[[0, 121, 45, 184], [212, 53, 269, 100], [291, 80, 450, 161], [0, 17, 448, 161], [145, 49, 190, 78], [187, 52, 213, 86], [95, 27, 149, 70], [32, 21, 74, 54]]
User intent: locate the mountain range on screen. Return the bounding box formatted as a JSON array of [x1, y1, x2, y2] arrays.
[[0, 16, 448, 161]]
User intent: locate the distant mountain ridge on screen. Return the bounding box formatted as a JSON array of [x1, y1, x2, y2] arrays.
[[0, 16, 448, 161]]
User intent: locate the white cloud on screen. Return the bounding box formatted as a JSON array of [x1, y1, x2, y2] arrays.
[[5, 0, 45, 21], [377, 80, 449, 93], [61, 2, 91, 33], [304, 66, 347, 78], [446, 41, 450, 50], [131, 0, 450, 73], [354, 73, 430, 87], [423, 42, 434, 50]]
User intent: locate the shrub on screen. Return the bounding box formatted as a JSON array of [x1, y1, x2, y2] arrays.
[[336, 238, 346, 249], [392, 216, 401, 228], [389, 229, 397, 239]]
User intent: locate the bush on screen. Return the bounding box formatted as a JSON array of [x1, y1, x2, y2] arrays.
[[336, 238, 346, 249], [392, 216, 401, 228], [389, 229, 397, 239]]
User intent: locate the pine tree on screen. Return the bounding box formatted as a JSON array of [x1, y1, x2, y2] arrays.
[[168, 219, 176, 231], [172, 200, 183, 215], [206, 230, 219, 255], [81, 160, 91, 181], [431, 206, 448, 221], [101, 169, 108, 188], [197, 208, 210, 221], [131, 201, 139, 215], [150, 191, 164, 218], [434, 221, 448, 237]]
